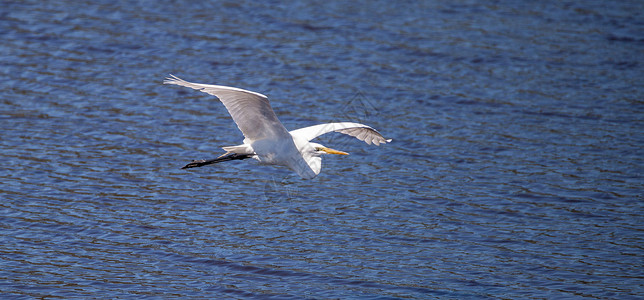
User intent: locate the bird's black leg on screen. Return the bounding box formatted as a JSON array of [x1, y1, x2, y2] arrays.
[[181, 153, 253, 169]]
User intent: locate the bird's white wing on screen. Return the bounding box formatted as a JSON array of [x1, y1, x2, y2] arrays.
[[164, 74, 290, 142], [290, 122, 392, 146]]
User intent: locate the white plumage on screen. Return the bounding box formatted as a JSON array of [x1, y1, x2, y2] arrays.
[[164, 74, 391, 179]]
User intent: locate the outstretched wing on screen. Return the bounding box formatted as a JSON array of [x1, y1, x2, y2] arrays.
[[290, 122, 392, 146], [164, 74, 290, 142]]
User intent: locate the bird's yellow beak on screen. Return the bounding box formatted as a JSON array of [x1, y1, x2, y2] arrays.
[[321, 147, 349, 155]]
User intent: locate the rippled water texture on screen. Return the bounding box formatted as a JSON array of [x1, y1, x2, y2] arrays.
[[1, 1, 643, 298]]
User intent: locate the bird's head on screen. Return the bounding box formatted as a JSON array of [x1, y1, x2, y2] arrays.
[[310, 142, 349, 157]]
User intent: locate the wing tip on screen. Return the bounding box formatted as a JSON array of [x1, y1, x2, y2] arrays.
[[163, 74, 269, 99], [373, 138, 392, 146], [163, 73, 182, 85]]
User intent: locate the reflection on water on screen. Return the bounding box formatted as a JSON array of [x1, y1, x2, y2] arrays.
[[1, 0, 643, 298]]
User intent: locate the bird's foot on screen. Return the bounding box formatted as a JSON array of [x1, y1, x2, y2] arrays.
[[181, 153, 253, 170], [181, 159, 207, 169]]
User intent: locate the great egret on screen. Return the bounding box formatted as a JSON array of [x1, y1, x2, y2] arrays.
[[164, 75, 391, 179]]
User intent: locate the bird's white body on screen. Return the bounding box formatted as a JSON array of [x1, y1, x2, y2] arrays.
[[223, 135, 318, 178], [164, 75, 391, 179]]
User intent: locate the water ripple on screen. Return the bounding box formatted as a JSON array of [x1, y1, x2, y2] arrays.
[[1, 0, 643, 298]]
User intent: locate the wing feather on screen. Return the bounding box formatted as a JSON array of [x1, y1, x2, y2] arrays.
[[164, 74, 290, 142], [290, 122, 392, 146]]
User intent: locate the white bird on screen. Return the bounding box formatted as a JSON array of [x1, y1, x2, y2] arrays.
[[164, 75, 391, 179]]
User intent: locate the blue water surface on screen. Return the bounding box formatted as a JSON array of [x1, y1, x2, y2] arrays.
[[1, 0, 643, 298]]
